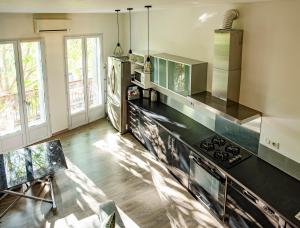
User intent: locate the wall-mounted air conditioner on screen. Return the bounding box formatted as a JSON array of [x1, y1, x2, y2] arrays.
[[34, 19, 71, 33]]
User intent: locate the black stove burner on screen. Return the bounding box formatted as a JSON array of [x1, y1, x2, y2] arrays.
[[196, 135, 252, 169], [225, 145, 240, 155], [200, 142, 214, 151], [212, 136, 226, 147], [214, 150, 229, 161]]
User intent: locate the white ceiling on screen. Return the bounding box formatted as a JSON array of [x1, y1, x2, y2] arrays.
[[0, 0, 275, 13]]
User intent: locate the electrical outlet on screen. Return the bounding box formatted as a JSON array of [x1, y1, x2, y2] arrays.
[[265, 137, 280, 150]]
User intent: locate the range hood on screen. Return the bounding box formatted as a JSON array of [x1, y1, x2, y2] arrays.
[[188, 9, 261, 124], [187, 92, 261, 124]]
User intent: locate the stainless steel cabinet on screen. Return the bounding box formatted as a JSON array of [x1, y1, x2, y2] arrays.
[[127, 104, 144, 144], [225, 179, 287, 228], [151, 53, 207, 96], [168, 136, 191, 188], [139, 113, 157, 156]]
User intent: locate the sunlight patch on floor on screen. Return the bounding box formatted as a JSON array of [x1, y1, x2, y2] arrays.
[[149, 165, 221, 228], [56, 157, 141, 228]]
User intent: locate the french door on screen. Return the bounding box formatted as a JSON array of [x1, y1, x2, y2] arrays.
[[0, 39, 50, 153], [65, 35, 104, 129]]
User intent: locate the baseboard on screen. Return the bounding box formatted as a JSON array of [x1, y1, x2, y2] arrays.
[[51, 128, 69, 137]]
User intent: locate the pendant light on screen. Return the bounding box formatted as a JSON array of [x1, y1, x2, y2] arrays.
[[127, 8, 134, 61], [113, 9, 124, 57], [144, 5, 152, 73]]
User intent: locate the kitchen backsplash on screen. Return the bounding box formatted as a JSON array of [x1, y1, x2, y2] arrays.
[[215, 116, 260, 154], [159, 93, 260, 154], [159, 93, 300, 181]]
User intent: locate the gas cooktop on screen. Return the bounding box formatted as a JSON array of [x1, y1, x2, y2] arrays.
[[195, 135, 252, 169]]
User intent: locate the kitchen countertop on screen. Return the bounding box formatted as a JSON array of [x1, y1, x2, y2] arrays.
[[128, 98, 300, 227]]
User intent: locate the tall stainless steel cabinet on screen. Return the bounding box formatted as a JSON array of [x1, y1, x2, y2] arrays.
[[107, 56, 131, 134], [212, 29, 243, 102]]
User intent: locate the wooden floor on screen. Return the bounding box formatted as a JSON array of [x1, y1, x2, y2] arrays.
[[0, 119, 222, 228]]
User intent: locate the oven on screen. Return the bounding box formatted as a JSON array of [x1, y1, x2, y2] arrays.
[[189, 151, 226, 221]]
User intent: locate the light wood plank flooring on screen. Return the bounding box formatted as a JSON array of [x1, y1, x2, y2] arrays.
[[0, 119, 222, 228]]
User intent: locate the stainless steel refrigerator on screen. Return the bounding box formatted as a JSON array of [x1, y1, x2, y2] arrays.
[[107, 56, 131, 134]]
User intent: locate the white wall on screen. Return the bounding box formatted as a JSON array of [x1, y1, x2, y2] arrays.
[[123, 1, 300, 163], [238, 1, 300, 163], [0, 13, 123, 133]]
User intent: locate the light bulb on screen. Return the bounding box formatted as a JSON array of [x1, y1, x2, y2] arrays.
[[113, 42, 123, 57], [144, 56, 151, 73]]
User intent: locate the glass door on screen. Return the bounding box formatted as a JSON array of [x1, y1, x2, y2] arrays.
[[19, 40, 50, 145], [0, 41, 26, 152], [65, 35, 104, 129], [0, 39, 50, 153]]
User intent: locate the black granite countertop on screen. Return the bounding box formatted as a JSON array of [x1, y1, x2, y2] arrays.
[[128, 99, 300, 227]]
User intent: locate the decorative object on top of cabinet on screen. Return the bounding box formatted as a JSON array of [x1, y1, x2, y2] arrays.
[[113, 9, 124, 57], [144, 5, 152, 73], [150, 89, 158, 102], [127, 8, 134, 60], [151, 53, 208, 96], [142, 89, 150, 98]]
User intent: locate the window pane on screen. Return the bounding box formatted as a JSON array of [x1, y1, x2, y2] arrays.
[[67, 38, 85, 114], [0, 43, 21, 135], [21, 41, 46, 127], [86, 37, 102, 108]]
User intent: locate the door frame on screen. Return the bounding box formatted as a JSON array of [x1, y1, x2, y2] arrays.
[[0, 37, 51, 152], [64, 33, 105, 129]]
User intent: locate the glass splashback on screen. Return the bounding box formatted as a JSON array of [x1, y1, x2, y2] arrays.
[[159, 59, 167, 87], [168, 61, 190, 96]]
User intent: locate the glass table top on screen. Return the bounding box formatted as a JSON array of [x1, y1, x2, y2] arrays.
[[0, 140, 67, 190]]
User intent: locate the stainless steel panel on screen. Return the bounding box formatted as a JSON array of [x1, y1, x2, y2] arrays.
[[107, 57, 122, 101], [107, 95, 121, 132], [190, 63, 208, 94], [214, 32, 230, 70], [214, 30, 243, 71], [227, 69, 241, 102], [212, 69, 241, 102], [107, 56, 131, 134], [212, 30, 243, 102], [187, 91, 262, 124], [212, 68, 229, 101]]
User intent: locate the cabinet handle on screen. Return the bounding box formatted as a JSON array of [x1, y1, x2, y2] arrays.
[[167, 136, 171, 149], [195, 194, 211, 208], [171, 138, 175, 151], [129, 110, 137, 116], [242, 190, 258, 204], [129, 116, 137, 123]]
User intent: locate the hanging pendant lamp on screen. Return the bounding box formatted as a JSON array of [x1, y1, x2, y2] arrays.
[[144, 5, 152, 73], [113, 9, 124, 57], [127, 8, 134, 60]]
